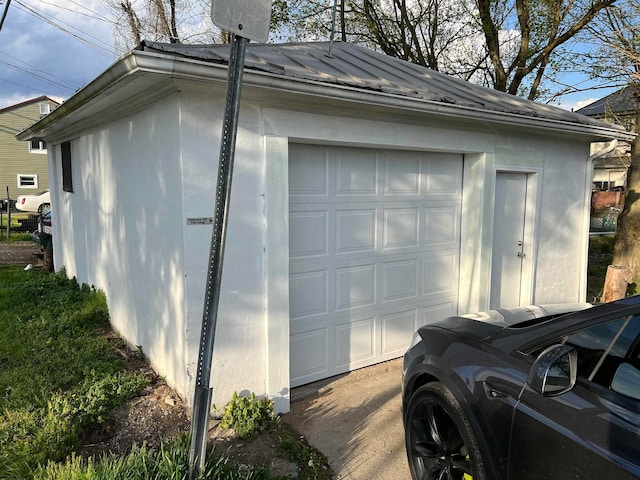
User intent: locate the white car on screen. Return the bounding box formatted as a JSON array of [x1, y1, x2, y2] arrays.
[[15, 190, 50, 213]]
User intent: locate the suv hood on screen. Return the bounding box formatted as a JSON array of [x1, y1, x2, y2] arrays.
[[461, 303, 592, 328], [431, 303, 592, 341]]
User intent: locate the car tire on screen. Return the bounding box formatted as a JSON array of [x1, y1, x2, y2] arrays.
[[405, 382, 487, 480]]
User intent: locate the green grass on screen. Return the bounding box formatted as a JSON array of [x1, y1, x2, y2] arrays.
[[0, 213, 36, 242], [0, 212, 30, 228], [37, 425, 332, 480], [276, 425, 332, 480], [0, 233, 33, 242], [35, 434, 276, 480], [0, 267, 148, 479], [0, 266, 330, 480]]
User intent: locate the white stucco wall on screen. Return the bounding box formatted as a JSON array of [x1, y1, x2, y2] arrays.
[[177, 91, 594, 411], [49, 95, 190, 398], [178, 86, 270, 410], [492, 135, 592, 304], [48, 80, 594, 414]]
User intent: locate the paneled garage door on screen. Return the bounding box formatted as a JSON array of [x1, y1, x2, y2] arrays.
[[288, 144, 462, 387]]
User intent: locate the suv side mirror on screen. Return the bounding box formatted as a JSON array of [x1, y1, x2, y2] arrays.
[[528, 344, 577, 396], [611, 363, 640, 400]]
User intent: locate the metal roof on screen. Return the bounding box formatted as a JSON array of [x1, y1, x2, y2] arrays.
[[576, 85, 639, 117], [140, 40, 618, 130], [17, 40, 634, 143]]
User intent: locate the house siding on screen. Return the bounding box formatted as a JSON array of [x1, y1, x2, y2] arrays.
[[0, 98, 58, 200]]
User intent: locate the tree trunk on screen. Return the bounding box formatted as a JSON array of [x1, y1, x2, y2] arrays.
[[120, 1, 142, 47], [612, 98, 640, 292], [602, 265, 630, 302]]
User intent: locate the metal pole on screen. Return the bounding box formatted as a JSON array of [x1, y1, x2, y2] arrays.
[[6, 186, 10, 238], [0, 0, 12, 32], [328, 0, 338, 57], [188, 33, 248, 478]]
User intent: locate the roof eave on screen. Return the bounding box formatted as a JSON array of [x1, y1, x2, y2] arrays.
[[17, 50, 636, 143], [247, 73, 635, 142]]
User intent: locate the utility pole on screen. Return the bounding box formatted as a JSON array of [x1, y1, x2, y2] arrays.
[[0, 0, 12, 32]]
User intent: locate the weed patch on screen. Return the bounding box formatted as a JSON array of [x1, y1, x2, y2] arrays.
[[0, 268, 148, 478], [220, 392, 280, 440]]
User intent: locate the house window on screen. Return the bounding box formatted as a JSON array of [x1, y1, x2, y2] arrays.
[[29, 138, 47, 154], [62, 141, 73, 193], [17, 174, 38, 188], [40, 103, 50, 116], [594, 181, 615, 191]]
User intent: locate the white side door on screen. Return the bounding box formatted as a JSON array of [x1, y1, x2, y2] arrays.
[[490, 172, 528, 309]]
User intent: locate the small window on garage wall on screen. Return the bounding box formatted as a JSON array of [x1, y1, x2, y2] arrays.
[[62, 141, 73, 193], [17, 174, 38, 188], [29, 138, 47, 153]]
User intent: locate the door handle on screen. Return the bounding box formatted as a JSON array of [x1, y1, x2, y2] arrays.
[[517, 252, 525, 258]]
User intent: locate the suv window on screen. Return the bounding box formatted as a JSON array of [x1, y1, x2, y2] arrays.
[[563, 315, 640, 388]]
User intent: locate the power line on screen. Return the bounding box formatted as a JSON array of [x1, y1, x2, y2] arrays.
[[36, 0, 114, 25], [0, 76, 61, 94], [13, 0, 117, 60], [0, 59, 79, 93], [0, 124, 21, 135], [16, 0, 115, 55], [0, 51, 81, 90]]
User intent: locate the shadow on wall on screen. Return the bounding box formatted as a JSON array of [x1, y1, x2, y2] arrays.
[[65, 98, 267, 405]]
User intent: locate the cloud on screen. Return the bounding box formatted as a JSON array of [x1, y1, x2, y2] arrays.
[[0, 0, 116, 109], [557, 97, 601, 113]]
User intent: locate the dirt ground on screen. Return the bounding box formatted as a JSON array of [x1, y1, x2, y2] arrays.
[[0, 240, 43, 266], [75, 349, 299, 477], [0, 240, 304, 477]]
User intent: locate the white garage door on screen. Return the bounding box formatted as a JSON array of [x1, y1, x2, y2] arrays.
[[289, 144, 462, 387]]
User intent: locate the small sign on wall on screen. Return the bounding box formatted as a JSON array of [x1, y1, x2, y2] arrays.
[[186, 217, 214, 225], [211, 0, 272, 43]]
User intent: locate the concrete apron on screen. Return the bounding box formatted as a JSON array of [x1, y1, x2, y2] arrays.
[[283, 358, 411, 480]]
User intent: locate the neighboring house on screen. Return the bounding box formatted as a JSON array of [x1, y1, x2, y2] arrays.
[[576, 86, 638, 232], [0, 96, 60, 201], [17, 41, 634, 413], [577, 86, 638, 194], [577, 84, 638, 132]]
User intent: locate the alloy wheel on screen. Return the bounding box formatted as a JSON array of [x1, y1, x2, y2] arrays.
[[408, 399, 473, 480]]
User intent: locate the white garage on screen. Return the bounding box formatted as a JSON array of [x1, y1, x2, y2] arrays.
[[289, 144, 463, 385], [18, 40, 634, 413]]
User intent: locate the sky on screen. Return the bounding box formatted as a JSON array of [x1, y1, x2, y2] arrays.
[[0, 0, 617, 113], [0, 0, 117, 110]]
